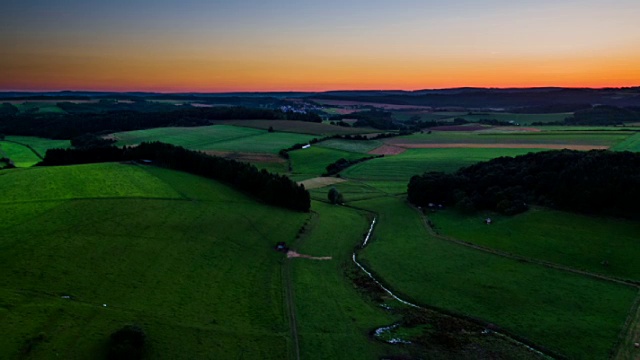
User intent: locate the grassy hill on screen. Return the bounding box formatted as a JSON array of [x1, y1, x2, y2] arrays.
[[0, 163, 308, 359]]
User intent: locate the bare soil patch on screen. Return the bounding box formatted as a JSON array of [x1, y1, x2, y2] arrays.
[[202, 151, 286, 163], [298, 177, 346, 190], [394, 143, 610, 150], [368, 144, 406, 155], [287, 250, 332, 260]]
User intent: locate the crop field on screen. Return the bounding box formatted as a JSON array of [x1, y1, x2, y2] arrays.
[[215, 120, 376, 135], [111, 125, 317, 154], [0, 163, 309, 359], [455, 112, 572, 125], [340, 148, 545, 193], [384, 129, 632, 149], [354, 196, 638, 360], [429, 208, 640, 281], [288, 146, 370, 180], [316, 139, 383, 153], [612, 133, 640, 152]]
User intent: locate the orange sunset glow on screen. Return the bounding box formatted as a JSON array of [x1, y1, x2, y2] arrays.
[[2, 0, 639, 92]]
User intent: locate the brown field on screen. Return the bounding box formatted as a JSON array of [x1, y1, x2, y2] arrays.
[[368, 144, 406, 155], [202, 151, 286, 163], [215, 119, 378, 135], [393, 143, 609, 150], [297, 177, 347, 190]]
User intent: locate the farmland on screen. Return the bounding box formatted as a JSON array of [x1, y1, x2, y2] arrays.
[[340, 148, 545, 193], [0, 163, 309, 359], [429, 208, 640, 281], [111, 125, 317, 154], [354, 196, 638, 360], [2, 97, 640, 359], [0, 136, 71, 167]]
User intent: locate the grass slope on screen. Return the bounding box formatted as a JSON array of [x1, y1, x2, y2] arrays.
[[612, 133, 640, 152], [0, 163, 308, 359], [288, 146, 371, 180], [0, 142, 42, 167], [292, 201, 397, 359], [429, 208, 640, 282], [354, 196, 637, 359], [5, 136, 71, 158], [111, 125, 316, 154]]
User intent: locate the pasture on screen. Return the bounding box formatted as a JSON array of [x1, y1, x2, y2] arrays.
[[0, 141, 42, 167], [385, 129, 632, 149], [0, 163, 309, 359], [215, 119, 375, 135], [429, 208, 640, 282], [0, 134, 70, 168], [354, 196, 638, 360], [110, 125, 317, 154], [288, 146, 370, 180], [317, 139, 383, 153], [612, 133, 640, 152], [340, 148, 545, 193]]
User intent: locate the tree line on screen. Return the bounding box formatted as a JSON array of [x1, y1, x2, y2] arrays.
[[40, 142, 310, 212], [0, 105, 321, 139], [408, 150, 640, 218]]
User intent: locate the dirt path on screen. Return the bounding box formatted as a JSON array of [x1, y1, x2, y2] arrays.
[[282, 256, 300, 360], [287, 250, 331, 260]]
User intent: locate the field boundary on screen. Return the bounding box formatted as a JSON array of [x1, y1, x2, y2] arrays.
[[613, 291, 640, 360], [3, 139, 45, 159], [416, 205, 640, 288]]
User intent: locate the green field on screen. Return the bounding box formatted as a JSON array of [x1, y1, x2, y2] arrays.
[[292, 202, 398, 359], [429, 208, 640, 281], [13, 102, 67, 114], [340, 148, 545, 193], [612, 133, 640, 152], [354, 196, 638, 359], [386, 129, 632, 147], [317, 139, 383, 153], [288, 146, 370, 180], [0, 163, 309, 359], [215, 120, 377, 135], [111, 125, 317, 154], [0, 142, 41, 167], [455, 112, 572, 125], [0, 136, 71, 167]]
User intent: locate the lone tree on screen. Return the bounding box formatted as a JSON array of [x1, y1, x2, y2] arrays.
[[108, 325, 146, 360], [328, 187, 343, 204]]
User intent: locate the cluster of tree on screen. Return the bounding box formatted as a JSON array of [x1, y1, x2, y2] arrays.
[[330, 132, 412, 141], [408, 150, 640, 218], [40, 142, 311, 212], [71, 133, 116, 148], [327, 187, 344, 204], [564, 106, 640, 125], [324, 155, 383, 176], [108, 325, 146, 360], [329, 120, 351, 127], [0, 103, 19, 116], [530, 106, 640, 126], [0, 106, 321, 139]]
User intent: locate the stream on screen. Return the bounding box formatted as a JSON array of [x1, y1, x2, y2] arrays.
[[352, 217, 551, 358]]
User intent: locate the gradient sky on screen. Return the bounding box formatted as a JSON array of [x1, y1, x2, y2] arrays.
[[2, 0, 639, 92]]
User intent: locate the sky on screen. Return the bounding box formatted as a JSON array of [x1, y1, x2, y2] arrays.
[[1, 0, 639, 92]]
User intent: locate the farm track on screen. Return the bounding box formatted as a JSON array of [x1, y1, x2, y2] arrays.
[[281, 212, 319, 360], [613, 291, 640, 360]]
